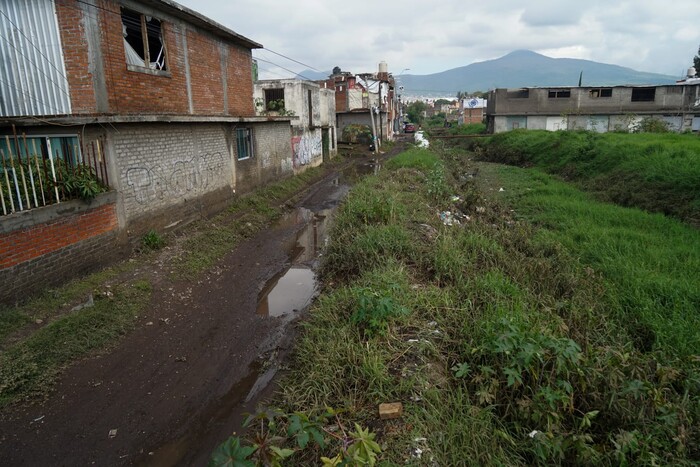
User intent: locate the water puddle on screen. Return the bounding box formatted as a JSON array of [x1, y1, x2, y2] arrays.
[[342, 159, 381, 180], [139, 361, 263, 466], [143, 167, 364, 465], [256, 267, 315, 317], [256, 207, 336, 318]]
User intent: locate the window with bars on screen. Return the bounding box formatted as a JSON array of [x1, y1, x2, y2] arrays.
[[0, 135, 109, 215], [121, 8, 168, 72], [236, 128, 253, 160], [264, 88, 285, 111]]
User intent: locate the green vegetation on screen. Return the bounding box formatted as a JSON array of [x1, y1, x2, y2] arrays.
[[449, 122, 486, 135], [141, 229, 166, 250], [494, 165, 700, 357], [0, 160, 338, 407], [405, 101, 427, 125], [175, 166, 326, 277], [479, 130, 700, 223], [270, 142, 699, 464], [0, 279, 150, 406], [210, 408, 381, 466]]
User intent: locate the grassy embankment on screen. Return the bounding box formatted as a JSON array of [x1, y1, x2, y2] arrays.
[[268, 141, 699, 464], [478, 130, 700, 224], [0, 165, 331, 407]]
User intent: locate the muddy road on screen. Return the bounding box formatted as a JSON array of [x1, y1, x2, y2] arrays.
[[0, 153, 390, 466]]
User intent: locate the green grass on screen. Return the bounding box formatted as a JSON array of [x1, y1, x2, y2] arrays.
[[449, 122, 486, 135], [0, 280, 150, 406], [493, 164, 700, 358], [385, 147, 440, 171], [0, 162, 338, 408], [174, 166, 327, 277], [271, 143, 700, 465], [479, 130, 700, 223]]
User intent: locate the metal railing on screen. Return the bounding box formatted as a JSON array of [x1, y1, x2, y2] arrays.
[[0, 131, 109, 216]]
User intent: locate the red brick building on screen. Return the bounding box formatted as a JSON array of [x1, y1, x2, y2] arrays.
[[0, 0, 298, 303]]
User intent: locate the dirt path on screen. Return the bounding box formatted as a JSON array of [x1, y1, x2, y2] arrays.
[[0, 143, 405, 466]]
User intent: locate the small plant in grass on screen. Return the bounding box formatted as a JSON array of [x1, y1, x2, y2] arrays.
[[426, 163, 450, 204], [209, 408, 381, 466], [141, 230, 166, 250], [350, 285, 409, 336]]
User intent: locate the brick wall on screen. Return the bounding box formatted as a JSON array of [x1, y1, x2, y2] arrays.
[[53, 0, 256, 116], [0, 194, 122, 305], [227, 44, 255, 116], [55, 0, 97, 113]]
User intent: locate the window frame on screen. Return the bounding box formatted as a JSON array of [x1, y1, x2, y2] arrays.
[[121, 7, 170, 76], [548, 89, 571, 99], [631, 87, 656, 102], [235, 128, 254, 161], [589, 88, 612, 98]]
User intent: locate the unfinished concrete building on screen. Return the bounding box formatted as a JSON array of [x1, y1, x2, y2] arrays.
[[486, 84, 700, 133]]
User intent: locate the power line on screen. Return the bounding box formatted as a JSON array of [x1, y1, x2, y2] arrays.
[[261, 47, 321, 72], [67, 0, 327, 83], [254, 57, 317, 82], [68, 0, 323, 77]]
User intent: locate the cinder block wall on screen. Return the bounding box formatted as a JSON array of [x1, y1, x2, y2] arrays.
[[111, 123, 234, 226], [0, 193, 122, 305], [235, 122, 293, 194]]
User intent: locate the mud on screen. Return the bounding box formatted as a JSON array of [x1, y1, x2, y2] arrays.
[[0, 143, 405, 466]]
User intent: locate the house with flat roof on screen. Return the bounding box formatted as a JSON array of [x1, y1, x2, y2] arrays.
[[486, 83, 700, 133]]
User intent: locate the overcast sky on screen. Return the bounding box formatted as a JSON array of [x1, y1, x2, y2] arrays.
[[179, 0, 699, 80]]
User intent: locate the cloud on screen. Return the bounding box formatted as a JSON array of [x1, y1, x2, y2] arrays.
[[179, 0, 700, 77]]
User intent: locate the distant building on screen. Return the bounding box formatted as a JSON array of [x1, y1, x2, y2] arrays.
[[460, 97, 487, 125], [321, 66, 398, 143], [486, 84, 700, 133], [254, 80, 337, 170]]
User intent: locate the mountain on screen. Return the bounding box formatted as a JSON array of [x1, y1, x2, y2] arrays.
[[398, 50, 678, 96], [295, 69, 331, 80]]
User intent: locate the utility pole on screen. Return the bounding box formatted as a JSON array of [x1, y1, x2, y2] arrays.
[[361, 74, 379, 155]]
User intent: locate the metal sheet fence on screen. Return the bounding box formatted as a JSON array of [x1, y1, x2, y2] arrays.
[[0, 130, 109, 216]]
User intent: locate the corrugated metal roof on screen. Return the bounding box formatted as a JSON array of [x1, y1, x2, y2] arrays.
[[0, 0, 71, 117]]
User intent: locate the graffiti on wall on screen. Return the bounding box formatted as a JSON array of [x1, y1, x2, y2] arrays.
[[125, 152, 226, 205], [291, 132, 322, 168]]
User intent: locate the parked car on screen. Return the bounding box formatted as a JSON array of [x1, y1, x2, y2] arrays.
[[404, 123, 416, 133]]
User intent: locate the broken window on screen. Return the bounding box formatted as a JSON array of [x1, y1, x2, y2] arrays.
[[121, 8, 168, 71], [507, 89, 529, 99], [589, 88, 612, 98], [548, 89, 571, 98], [631, 88, 656, 102], [236, 128, 253, 160], [264, 88, 285, 111]]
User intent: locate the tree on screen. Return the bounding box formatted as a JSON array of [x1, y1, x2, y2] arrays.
[[406, 101, 427, 124], [694, 45, 700, 72], [434, 98, 454, 107]]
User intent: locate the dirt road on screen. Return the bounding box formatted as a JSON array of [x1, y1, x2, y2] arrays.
[[0, 150, 392, 466]]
